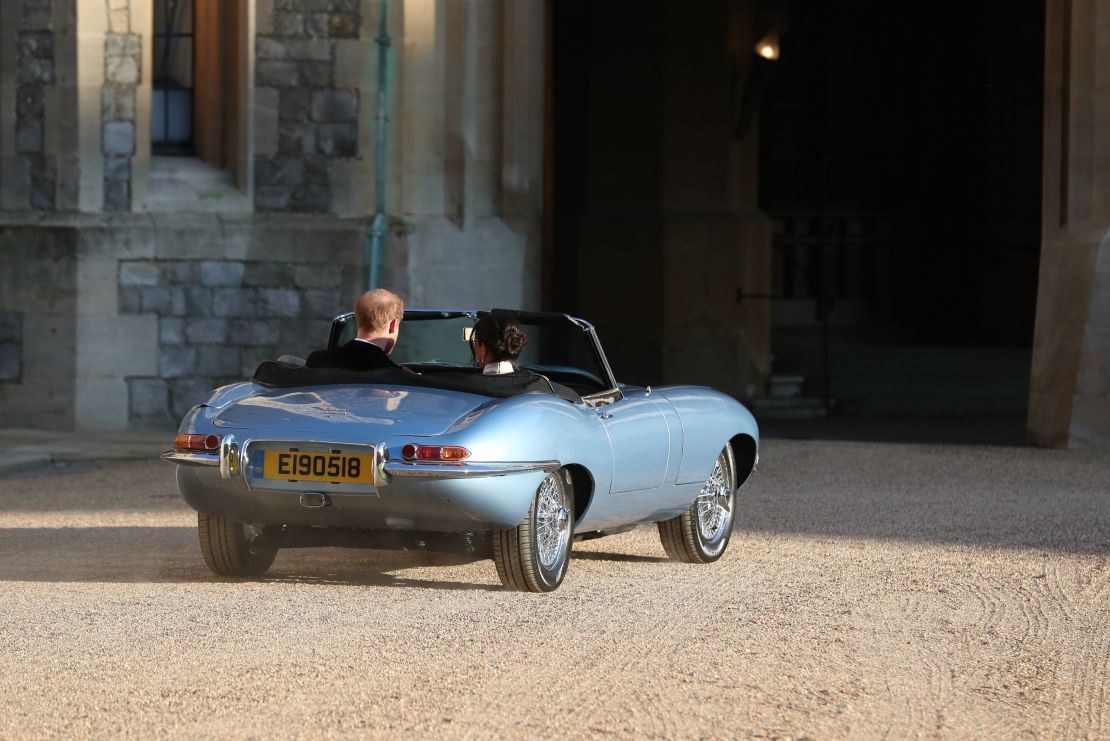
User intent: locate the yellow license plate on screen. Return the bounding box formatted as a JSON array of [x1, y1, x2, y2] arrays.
[[263, 451, 374, 484]]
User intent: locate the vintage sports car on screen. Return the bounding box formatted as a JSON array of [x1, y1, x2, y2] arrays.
[[164, 310, 760, 592]]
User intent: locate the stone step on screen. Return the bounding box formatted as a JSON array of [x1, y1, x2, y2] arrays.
[[767, 343, 1031, 417], [750, 396, 829, 420]]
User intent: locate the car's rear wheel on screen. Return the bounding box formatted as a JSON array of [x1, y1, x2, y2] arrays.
[[658, 445, 737, 563], [197, 513, 277, 578], [493, 471, 573, 592]]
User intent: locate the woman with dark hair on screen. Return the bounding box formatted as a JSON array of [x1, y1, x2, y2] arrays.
[[471, 314, 528, 375]]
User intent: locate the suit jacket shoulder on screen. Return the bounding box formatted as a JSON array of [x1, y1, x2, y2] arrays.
[[306, 340, 397, 372]]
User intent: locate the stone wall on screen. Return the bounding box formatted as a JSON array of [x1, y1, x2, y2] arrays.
[[102, 0, 139, 211], [15, 0, 56, 210], [0, 1, 552, 434], [119, 256, 346, 424], [0, 314, 21, 383], [0, 225, 77, 429], [255, 0, 362, 213], [0, 213, 362, 431]]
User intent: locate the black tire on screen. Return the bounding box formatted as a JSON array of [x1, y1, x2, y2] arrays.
[[197, 513, 277, 578], [493, 471, 573, 592], [658, 445, 737, 563]]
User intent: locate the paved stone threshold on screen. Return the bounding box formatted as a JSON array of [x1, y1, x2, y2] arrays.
[[0, 427, 167, 476]]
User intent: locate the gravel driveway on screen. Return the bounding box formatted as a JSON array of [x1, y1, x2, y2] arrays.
[[1, 439, 1107, 738]]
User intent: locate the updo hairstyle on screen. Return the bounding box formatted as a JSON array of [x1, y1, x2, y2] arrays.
[[473, 314, 528, 362]]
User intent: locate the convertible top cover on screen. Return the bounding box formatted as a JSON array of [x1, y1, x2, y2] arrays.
[[252, 361, 582, 402]]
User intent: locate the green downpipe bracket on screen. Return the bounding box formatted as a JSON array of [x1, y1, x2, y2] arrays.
[[365, 0, 392, 291]]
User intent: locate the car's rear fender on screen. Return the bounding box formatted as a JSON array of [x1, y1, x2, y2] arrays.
[[439, 394, 613, 526]]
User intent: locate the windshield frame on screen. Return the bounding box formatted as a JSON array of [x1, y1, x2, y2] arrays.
[[326, 308, 621, 400]]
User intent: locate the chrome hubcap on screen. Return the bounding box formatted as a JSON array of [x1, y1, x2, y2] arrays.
[[696, 456, 732, 544], [714, 484, 731, 512], [536, 475, 570, 570]]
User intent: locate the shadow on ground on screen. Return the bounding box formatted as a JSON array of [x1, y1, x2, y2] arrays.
[[736, 439, 1110, 554], [2, 439, 1107, 591], [0, 525, 499, 589], [572, 550, 669, 563]]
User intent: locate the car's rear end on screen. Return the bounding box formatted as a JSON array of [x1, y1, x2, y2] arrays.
[[166, 381, 552, 534]]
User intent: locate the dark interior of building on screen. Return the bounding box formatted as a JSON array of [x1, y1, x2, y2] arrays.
[[760, 0, 1045, 346], [549, 0, 1046, 442]]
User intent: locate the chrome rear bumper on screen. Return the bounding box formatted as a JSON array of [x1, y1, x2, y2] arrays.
[[162, 437, 559, 484], [162, 450, 218, 467]]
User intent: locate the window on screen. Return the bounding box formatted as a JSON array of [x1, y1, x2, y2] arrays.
[[152, 0, 195, 154]]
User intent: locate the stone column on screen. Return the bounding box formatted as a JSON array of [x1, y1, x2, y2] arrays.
[[1, 0, 60, 210], [659, 0, 772, 399], [101, 0, 140, 212], [73, 221, 160, 431], [390, 0, 545, 310], [0, 1, 18, 209], [75, 0, 107, 211], [1028, 0, 1110, 447], [501, 0, 545, 305]]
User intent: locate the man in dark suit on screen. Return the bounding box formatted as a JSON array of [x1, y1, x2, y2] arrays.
[[306, 288, 404, 371]]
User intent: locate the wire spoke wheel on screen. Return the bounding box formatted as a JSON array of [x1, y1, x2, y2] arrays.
[[695, 456, 731, 545], [493, 470, 573, 592], [534, 474, 570, 569], [658, 445, 737, 563]]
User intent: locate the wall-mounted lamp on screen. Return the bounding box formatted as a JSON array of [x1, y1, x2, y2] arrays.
[[734, 25, 786, 138], [755, 32, 781, 61]]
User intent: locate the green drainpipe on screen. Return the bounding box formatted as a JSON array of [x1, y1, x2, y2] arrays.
[[365, 0, 392, 291]]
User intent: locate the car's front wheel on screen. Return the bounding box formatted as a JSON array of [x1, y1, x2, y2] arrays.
[[493, 471, 573, 592], [197, 513, 277, 578], [658, 445, 737, 563]]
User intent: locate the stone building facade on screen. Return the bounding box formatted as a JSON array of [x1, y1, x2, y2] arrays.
[[0, 0, 546, 431], [0, 0, 1107, 449]]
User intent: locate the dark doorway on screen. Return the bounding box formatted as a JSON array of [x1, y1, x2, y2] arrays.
[[548, 1, 1046, 442], [758, 0, 1045, 430]]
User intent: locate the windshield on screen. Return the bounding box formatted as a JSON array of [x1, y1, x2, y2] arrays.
[[333, 311, 614, 394]]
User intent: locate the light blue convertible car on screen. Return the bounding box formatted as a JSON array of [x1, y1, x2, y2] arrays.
[[164, 310, 759, 592]]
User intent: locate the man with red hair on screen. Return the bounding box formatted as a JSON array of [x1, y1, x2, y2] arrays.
[[306, 289, 405, 371]]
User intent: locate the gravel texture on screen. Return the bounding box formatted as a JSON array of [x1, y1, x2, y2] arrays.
[[0, 440, 1108, 738]]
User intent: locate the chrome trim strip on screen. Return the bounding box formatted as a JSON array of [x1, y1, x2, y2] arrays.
[[161, 450, 219, 467], [585, 325, 621, 396], [384, 460, 560, 479], [220, 434, 240, 480], [373, 441, 390, 487]]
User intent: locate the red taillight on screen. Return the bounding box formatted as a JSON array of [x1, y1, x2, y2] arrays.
[[401, 444, 470, 461], [175, 434, 221, 451]]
